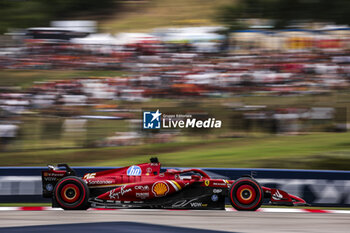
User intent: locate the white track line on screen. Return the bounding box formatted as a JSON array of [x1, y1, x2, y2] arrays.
[[0, 207, 349, 213], [0, 207, 18, 211], [257, 208, 308, 213]]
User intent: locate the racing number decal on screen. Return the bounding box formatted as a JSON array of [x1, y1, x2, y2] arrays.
[[83, 173, 96, 179]]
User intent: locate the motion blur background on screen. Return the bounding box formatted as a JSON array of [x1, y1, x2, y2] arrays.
[[1, 0, 350, 170]]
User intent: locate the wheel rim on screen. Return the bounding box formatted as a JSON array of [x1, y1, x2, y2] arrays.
[[55, 178, 88, 209], [230, 179, 262, 210], [236, 184, 256, 204], [60, 184, 80, 203]]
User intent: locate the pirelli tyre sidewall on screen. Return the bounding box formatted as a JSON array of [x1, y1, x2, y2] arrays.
[[229, 178, 263, 211], [54, 176, 90, 210]]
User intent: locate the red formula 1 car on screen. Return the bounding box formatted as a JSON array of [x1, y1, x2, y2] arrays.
[[41, 158, 307, 210]]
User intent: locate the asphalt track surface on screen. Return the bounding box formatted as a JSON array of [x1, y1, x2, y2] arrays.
[[0, 210, 350, 233]]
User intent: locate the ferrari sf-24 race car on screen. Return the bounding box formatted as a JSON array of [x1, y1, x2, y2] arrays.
[[42, 158, 307, 211]]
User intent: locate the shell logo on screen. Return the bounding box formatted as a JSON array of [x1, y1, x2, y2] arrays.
[[152, 181, 169, 197]]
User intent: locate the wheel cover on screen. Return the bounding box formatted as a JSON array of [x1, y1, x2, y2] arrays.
[[230, 179, 262, 210], [236, 184, 256, 204], [60, 184, 80, 203], [55, 178, 87, 209]]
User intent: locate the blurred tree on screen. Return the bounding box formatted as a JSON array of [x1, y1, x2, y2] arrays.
[[47, 0, 115, 17], [217, 0, 350, 29], [0, 0, 116, 33], [0, 0, 50, 33]]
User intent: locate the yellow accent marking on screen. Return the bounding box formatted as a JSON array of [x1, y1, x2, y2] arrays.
[[172, 181, 182, 190], [205, 180, 210, 186]]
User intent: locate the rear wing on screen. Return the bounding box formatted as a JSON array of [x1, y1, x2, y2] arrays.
[[41, 164, 76, 198]]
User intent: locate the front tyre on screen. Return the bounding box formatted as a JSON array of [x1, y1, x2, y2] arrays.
[[54, 176, 90, 210], [229, 178, 263, 211]]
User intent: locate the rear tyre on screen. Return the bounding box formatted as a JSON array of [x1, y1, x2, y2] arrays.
[[54, 176, 90, 210], [229, 178, 263, 211]]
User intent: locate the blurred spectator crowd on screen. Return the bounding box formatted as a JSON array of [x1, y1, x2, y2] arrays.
[[1, 26, 350, 150], [1, 42, 350, 100]]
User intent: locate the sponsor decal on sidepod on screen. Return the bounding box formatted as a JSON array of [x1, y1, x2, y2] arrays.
[[136, 193, 149, 199], [109, 185, 132, 199], [127, 165, 142, 176], [135, 185, 149, 191], [152, 181, 169, 197]]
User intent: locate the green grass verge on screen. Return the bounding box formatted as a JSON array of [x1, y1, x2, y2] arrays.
[[0, 203, 51, 207], [1, 132, 350, 169], [91, 132, 350, 169]]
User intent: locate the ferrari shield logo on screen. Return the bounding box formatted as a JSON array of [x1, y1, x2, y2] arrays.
[[205, 180, 210, 186]]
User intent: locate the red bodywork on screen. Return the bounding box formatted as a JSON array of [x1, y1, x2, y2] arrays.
[[42, 159, 307, 210], [83, 161, 306, 206]]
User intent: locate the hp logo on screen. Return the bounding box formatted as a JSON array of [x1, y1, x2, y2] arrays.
[[127, 165, 142, 176]]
